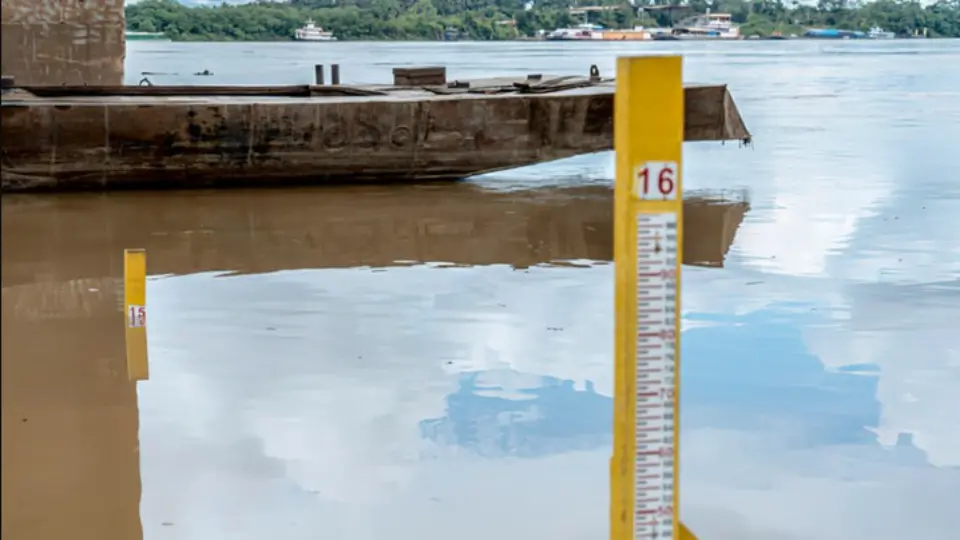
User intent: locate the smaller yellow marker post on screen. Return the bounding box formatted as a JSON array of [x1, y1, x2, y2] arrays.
[[123, 249, 149, 381], [612, 56, 697, 540]]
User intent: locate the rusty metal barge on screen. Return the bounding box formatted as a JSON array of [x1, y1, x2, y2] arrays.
[[0, 68, 751, 192]]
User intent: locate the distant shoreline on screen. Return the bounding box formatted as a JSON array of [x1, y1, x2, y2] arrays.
[[129, 36, 954, 43], [125, 0, 960, 42]]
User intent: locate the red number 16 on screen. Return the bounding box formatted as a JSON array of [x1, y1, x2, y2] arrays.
[[637, 166, 676, 198]]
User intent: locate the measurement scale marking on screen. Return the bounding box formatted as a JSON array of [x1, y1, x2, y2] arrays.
[[633, 209, 678, 540]]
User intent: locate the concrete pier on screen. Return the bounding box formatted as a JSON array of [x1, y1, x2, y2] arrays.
[[0, 78, 750, 192], [0, 0, 125, 86]]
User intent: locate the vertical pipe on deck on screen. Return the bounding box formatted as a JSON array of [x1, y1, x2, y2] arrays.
[[315, 64, 325, 85], [331, 64, 340, 85]]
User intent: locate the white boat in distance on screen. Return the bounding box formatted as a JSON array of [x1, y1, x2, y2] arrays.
[[867, 26, 896, 39], [545, 23, 605, 41], [656, 12, 741, 40], [294, 19, 337, 41]]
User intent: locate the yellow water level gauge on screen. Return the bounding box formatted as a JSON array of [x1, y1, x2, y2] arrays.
[[612, 55, 695, 540]]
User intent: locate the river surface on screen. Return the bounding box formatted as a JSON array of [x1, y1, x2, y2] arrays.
[[2, 40, 959, 540]]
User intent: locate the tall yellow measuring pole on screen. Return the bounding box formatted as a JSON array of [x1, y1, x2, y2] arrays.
[[124, 248, 150, 381], [611, 56, 696, 540]]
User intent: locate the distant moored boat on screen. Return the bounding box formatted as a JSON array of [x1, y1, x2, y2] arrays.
[[867, 26, 896, 39], [294, 19, 338, 42], [545, 23, 605, 41], [802, 28, 867, 39], [125, 31, 170, 41], [655, 12, 742, 40]]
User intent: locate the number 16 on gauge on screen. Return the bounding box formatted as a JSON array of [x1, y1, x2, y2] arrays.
[[634, 161, 678, 201]]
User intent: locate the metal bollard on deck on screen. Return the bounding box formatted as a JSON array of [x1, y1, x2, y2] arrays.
[[331, 64, 340, 85], [314, 64, 325, 85], [589, 64, 601, 82], [611, 56, 698, 540]]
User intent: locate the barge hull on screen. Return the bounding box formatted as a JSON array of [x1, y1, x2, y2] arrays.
[[1, 81, 750, 192]]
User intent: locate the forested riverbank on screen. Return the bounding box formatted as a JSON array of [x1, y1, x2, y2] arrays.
[[126, 0, 960, 41]]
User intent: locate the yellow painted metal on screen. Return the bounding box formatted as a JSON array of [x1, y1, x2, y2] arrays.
[[123, 248, 150, 381], [679, 522, 699, 540], [611, 56, 695, 540]]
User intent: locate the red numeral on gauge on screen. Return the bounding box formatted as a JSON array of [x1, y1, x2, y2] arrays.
[[637, 165, 676, 198]]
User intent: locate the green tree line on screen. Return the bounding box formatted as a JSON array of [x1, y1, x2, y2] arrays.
[[125, 0, 960, 41]]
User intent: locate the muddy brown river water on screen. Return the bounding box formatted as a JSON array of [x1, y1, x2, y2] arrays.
[[2, 39, 960, 540]]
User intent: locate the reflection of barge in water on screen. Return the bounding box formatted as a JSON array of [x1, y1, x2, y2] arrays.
[[0, 185, 750, 281]]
